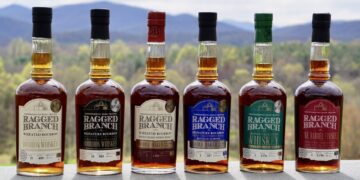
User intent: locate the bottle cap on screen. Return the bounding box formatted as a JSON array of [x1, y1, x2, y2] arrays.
[[198, 12, 217, 41], [254, 13, 272, 43], [32, 7, 52, 38], [312, 13, 331, 42], [91, 9, 110, 39], [147, 11, 165, 42]]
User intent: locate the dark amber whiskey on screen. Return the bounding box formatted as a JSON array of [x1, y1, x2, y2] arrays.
[[295, 14, 343, 173], [76, 57, 125, 175], [183, 69, 231, 173], [239, 65, 286, 173], [184, 58, 231, 174], [252, 63, 273, 81], [295, 59, 343, 173], [76, 9, 125, 175], [16, 7, 67, 176], [131, 12, 179, 174]]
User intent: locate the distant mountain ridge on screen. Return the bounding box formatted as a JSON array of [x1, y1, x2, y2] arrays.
[[0, 2, 359, 45]]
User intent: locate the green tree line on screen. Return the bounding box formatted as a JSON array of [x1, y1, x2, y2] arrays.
[[0, 38, 359, 164]]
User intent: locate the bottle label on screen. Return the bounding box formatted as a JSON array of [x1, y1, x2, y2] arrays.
[[187, 99, 229, 163], [79, 98, 121, 163], [134, 99, 176, 163], [298, 99, 340, 161], [18, 98, 62, 165], [243, 100, 284, 162]]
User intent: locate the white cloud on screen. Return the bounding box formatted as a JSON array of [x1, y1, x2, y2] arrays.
[[0, 0, 359, 26]]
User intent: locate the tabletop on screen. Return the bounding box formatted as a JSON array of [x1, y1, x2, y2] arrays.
[[1, 161, 359, 180]]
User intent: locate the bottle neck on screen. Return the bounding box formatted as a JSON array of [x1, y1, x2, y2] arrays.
[[31, 37, 52, 79], [90, 39, 111, 80], [309, 42, 330, 81], [197, 41, 218, 82], [252, 42, 273, 81], [145, 42, 166, 82]]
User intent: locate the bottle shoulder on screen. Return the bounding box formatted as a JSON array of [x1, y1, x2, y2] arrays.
[[16, 78, 67, 96], [295, 80, 343, 97], [239, 80, 286, 97], [183, 80, 231, 97], [131, 80, 179, 97], [76, 79, 124, 96]]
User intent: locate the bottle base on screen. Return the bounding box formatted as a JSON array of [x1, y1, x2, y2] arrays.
[[297, 166, 339, 174], [78, 170, 121, 176], [132, 166, 175, 174], [77, 166, 121, 176], [241, 163, 283, 173], [185, 164, 227, 174], [17, 168, 63, 177]]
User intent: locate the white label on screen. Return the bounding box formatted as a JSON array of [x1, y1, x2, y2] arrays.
[[299, 148, 339, 161], [19, 98, 62, 165], [80, 149, 121, 163], [135, 99, 176, 141], [187, 141, 227, 163], [243, 148, 282, 162]]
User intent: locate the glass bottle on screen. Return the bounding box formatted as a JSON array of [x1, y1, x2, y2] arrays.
[[131, 12, 179, 174], [183, 12, 231, 174], [75, 9, 125, 175], [239, 13, 286, 173], [295, 13, 343, 173], [16, 7, 67, 176]]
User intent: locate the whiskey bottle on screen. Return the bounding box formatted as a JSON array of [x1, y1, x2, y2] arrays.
[[295, 13, 343, 173], [15, 7, 67, 176], [239, 13, 286, 173], [183, 12, 231, 174], [131, 12, 179, 174], [75, 9, 125, 175]]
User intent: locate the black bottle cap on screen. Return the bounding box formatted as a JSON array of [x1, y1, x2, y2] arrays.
[[312, 13, 331, 43], [91, 9, 110, 39], [32, 7, 52, 38], [198, 12, 217, 41]]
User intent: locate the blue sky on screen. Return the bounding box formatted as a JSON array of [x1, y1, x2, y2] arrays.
[[0, 0, 359, 27]]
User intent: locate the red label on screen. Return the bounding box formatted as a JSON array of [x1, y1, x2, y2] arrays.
[[299, 99, 340, 149], [148, 26, 165, 42]]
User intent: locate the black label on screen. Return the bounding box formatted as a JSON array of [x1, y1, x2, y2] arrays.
[[80, 98, 121, 150]]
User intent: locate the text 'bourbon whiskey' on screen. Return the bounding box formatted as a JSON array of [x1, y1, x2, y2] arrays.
[[16, 7, 67, 176], [239, 13, 287, 173], [295, 13, 343, 173], [131, 12, 179, 174], [75, 9, 125, 175], [183, 12, 231, 174]]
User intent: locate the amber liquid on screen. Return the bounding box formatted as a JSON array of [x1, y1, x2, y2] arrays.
[[145, 57, 166, 80], [16, 53, 67, 176], [295, 60, 343, 173], [197, 57, 217, 81], [253, 63, 273, 81], [76, 58, 125, 175], [131, 57, 179, 174], [184, 57, 231, 174], [239, 63, 286, 173]]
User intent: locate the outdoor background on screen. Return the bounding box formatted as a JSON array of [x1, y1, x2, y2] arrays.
[[0, 0, 359, 164]]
